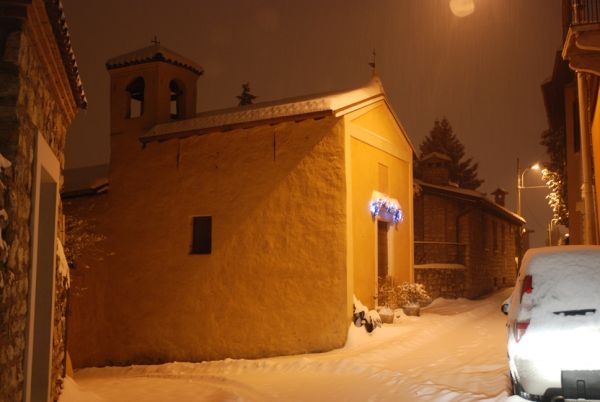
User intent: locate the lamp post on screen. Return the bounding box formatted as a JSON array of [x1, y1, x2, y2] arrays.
[[516, 159, 542, 217]]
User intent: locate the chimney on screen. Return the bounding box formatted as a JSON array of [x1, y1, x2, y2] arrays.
[[419, 152, 451, 185], [491, 188, 508, 207]]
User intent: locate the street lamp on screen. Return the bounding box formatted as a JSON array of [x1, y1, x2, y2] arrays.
[[516, 160, 543, 217]]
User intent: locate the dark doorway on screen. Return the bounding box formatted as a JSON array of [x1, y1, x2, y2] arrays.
[[377, 220, 389, 279]]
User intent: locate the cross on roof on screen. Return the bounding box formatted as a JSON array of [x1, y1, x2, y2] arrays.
[[151, 35, 160, 46]]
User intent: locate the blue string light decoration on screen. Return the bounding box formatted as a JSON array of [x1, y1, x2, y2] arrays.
[[369, 198, 404, 224]]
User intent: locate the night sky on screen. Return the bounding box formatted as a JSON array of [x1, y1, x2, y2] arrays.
[[62, 0, 562, 246]]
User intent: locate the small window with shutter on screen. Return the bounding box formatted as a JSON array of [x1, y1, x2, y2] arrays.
[[192, 216, 212, 254]]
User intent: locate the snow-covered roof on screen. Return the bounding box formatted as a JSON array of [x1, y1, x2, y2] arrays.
[[62, 164, 109, 198], [140, 76, 414, 151], [420, 152, 452, 162], [106, 44, 203, 75], [414, 263, 466, 270], [416, 179, 526, 224]]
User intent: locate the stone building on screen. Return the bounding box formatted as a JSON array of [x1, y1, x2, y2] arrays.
[[66, 44, 415, 368], [414, 153, 524, 299], [0, 1, 85, 401]]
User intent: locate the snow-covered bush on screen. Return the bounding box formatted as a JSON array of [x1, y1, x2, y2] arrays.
[[63, 212, 105, 268], [353, 295, 381, 333], [377, 276, 431, 308], [396, 282, 431, 307], [377, 276, 400, 308]]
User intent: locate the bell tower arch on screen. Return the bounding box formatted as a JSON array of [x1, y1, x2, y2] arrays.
[[106, 42, 203, 136]]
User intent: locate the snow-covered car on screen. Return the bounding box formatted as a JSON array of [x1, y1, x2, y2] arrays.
[[502, 246, 600, 401]]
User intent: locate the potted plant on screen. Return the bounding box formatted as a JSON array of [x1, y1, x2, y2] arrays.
[[396, 282, 431, 317], [376, 276, 397, 323], [377, 277, 431, 320]]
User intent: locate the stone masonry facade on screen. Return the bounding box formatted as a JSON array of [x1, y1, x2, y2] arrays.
[[0, 1, 84, 401], [414, 183, 523, 300], [415, 268, 466, 300]]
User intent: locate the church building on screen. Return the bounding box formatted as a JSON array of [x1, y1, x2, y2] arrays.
[[67, 44, 415, 368]]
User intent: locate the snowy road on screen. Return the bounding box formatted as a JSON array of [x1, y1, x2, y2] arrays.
[[62, 289, 527, 402]]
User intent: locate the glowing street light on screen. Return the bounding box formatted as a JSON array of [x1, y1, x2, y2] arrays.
[[449, 0, 475, 17], [517, 160, 544, 217]]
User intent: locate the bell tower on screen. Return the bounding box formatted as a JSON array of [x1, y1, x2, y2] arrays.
[[105, 41, 203, 136]]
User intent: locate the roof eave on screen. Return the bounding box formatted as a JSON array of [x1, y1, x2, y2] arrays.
[[417, 180, 526, 225], [44, 0, 87, 108], [140, 110, 333, 145]]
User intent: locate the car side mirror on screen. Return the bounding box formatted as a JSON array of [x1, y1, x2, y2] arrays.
[[501, 303, 510, 315]]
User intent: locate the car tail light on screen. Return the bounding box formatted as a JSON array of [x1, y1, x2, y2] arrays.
[[520, 275, 533, 302], [515, 320, 530, 343]]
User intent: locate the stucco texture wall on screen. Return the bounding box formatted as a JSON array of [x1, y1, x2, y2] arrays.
[[564, 84, 583, 244], [344, 101, 413, 309], [592, 85, 600, 237], [69, 116, 348, 368]]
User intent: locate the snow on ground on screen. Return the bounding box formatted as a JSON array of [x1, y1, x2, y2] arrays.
[[61, 289, 529, 402]]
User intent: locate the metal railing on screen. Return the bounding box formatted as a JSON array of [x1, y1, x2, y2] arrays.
[[572, 0, 600, 25], [414, 241, 466, 266]]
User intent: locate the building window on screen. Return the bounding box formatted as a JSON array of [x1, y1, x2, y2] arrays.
[[170, 80, 184, 119], [191, 216, 212, 254], [126, 77, 145, 118], [378, 163, 388, 193]]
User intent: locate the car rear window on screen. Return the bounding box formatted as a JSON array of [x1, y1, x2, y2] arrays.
[[519, 249, 600, 326]]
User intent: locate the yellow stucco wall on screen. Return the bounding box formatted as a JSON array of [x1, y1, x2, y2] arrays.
[[70, 117, 349, 367], [344, 101, 414, 310], [592, 86, 600, 238], [565, 84, 584, 244]]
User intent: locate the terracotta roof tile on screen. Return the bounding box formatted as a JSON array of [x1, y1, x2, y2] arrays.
[[44, 0, 87, 108], [106, 44, 203, 75]]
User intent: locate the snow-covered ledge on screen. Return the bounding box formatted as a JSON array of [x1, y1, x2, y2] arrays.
[[414, 263, 466, 270], [56, 238, 70, 288], [369, 190, 404, 224]]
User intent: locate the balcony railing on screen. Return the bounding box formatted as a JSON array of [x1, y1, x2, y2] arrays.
[[414, 241, 466, 266], [572, 0, 600, 25]]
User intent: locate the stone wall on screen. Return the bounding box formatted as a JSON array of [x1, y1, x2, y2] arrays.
[[463, 210, 519, 299], [51, 249, 69, 402], [0, 20, 34, 402], [415, 267, 466, 299], [414, 188, 521, 301], [0, 7, 74, 401]]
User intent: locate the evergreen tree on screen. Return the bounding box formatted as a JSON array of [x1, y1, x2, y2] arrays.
[[540, 126, 568, 226], [237, 82, 257, 106], [416, 118, 483, 190]]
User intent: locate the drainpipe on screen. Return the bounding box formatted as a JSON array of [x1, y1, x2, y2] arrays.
[[576, 71, 598, 244]]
